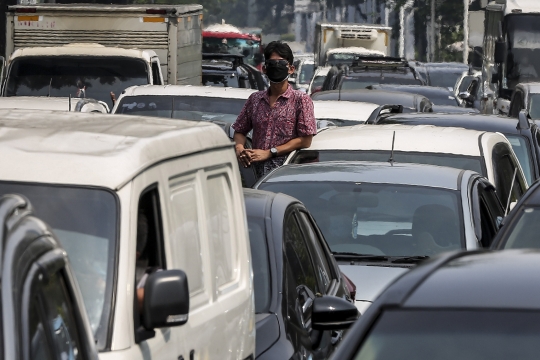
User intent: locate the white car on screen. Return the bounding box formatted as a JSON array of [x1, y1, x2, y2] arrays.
[[308, 66, 331, 95], [0, 96, 108, 112], [286, 124, 528, 208], [313, 100, 383, 128], [112, 85, 256, 124], [0, 110, 255, 360], [291, 57, 315, 93]]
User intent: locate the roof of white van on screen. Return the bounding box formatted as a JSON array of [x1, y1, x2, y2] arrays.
[[518, 82, 540, 94], [313, 100, 379, 121], [0, 110, 231, 190], [0, 97, 72, 111], [308, 124, 499, 156], [9, 44, 155, 62], [120, 85, 257, 100]]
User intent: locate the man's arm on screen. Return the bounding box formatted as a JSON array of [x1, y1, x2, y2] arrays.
[[234, 132, 251, 167], [245, 135, 313, 163]]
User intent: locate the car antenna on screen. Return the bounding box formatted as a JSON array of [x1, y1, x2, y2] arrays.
[[504, 167, 518, 216], [68, 94, 72, 112], [47, 78, 52, 97], [388, 131, 396, 165]]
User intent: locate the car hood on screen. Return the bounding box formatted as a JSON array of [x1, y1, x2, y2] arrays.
[[339, 264, 409, 302]]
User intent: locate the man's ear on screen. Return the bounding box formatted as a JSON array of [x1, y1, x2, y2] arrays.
[[262, 65, 267, 74], [288, 65, 295, 75]]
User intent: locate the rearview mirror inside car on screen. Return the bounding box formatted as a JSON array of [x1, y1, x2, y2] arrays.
[[312, 295, 359, 330], [143, 270, 190, 330]]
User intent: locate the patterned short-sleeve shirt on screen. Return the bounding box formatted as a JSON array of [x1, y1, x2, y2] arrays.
[[232, 85, 317, 177]]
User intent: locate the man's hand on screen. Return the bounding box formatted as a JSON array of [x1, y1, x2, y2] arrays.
[[236, 144, 252, 167], [244, 149, 271, 163]]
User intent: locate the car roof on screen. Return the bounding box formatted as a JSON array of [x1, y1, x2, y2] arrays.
[[518, 82, 540, 94], [501, 0, 540, 15], [0, 110, 231, 190], [371, 84, 452, 96], [312, 90, 420, 107], [260, 161, 472, 191], [306, 124, 496, 156], [120, 85, 257, 99], [313, 100, 379, 121], [403, 250, 540, 309], [382, 112, 527, 135], [0, 97, 72, 111], [243, 188, 299, 218], [9, 43, 154, 61]]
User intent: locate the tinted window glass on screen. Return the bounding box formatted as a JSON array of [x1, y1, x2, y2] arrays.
[[116, 95, 246, 124], [260, 182, 463, 257], [427, 69, 464, 88], [506, 135, 533, 185], [529, 94, 540, 120], [0, 183, 116, 340], [492, 143, 523, 206], [502, 207, 540, 249], [28, 297, 53, 360], [299, 63, 315, 84], [247, 216, 271, 313], [341, 76, 423, 90], [291, 150, 485, 175], [297, 211, 332, 291], [354, 310, 540, 360], [202, 73, 240, 88], [41, 272, 83, 360], [284, 214, 319, 293], [5, 56, 148, 109]]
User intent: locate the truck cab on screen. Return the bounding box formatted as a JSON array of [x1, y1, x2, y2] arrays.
[[482, 0, 540, 114], [2, 43, 163, 109]]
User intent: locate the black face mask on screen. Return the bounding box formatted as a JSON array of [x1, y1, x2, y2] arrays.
[[265, 60, 290, 83]]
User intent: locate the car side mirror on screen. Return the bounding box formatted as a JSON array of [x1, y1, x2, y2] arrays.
[[142, 270, 189, 330], [459, 91, 472, 101], [312, 295, 358, 330]]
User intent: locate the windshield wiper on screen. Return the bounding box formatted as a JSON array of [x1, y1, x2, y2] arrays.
[[390, 256, 430, 264], [333, 252, 391, 262]]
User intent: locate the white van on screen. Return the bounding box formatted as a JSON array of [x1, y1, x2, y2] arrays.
[[0, 109, 255, 360]]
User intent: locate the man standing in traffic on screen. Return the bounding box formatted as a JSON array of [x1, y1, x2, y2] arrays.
[[232, 41, 317, 178]]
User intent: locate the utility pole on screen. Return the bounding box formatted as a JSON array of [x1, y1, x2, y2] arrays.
[[463, 0, 469, 64], [430, 0, 435, 62]]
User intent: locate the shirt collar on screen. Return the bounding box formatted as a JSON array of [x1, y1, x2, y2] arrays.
[[263, 84, 294, 103]]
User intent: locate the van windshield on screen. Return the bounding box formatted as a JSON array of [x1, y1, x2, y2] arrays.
[[5, 56, 149, 109], [0, 182, 117, 349], [115, 95, 247, 124]]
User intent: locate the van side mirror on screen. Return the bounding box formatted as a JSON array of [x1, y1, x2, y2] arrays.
[[142, 270, 189, 330], [312, 295, 358, 330], [494, 41, 507, 64]]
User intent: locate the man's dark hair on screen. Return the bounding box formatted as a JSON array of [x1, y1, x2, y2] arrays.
[[264, 41, 294, 65]]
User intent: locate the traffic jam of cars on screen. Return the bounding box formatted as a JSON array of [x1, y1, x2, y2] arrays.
[[1, 0, 540, 359]]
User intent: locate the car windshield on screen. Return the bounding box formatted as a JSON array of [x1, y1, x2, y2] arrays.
[[528, 94, 540, 120], [299, 63, 315, 84], [327, 53, 383, 66], [310, 75, 327, 93], [501, 207, 540, 249], [0, 182, 117, 347], [258, 182, 462, 257], [247, 216, 271, 313], [5, 56, 149, 109], [506, 135, 533, 185], [505, 14, 540, 89], [291, 150, 485, 175], [427, 68, 464, 89], [341, 76, 423, 90], [415, 91, 458, 106], [354, 310, 540, 360], [115, 95, 247, 124], [202, 72, 240, 88], [202, 37, 261, 66]]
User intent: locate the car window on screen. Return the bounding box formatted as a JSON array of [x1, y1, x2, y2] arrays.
[[290, 150, 485, 175], [506, 135, 533, 186], [529, 94, 540, 119], [502, 207, 540, 249], [28, 296, 54, 360], [247, 216, 271, 313], [510, 91, 524, 117], [472, 181, 503, 248], [491, 143, 525, 207], [297, 211, 332, 291], [284, 212, 319, 294], [39, 271, 83, 360]]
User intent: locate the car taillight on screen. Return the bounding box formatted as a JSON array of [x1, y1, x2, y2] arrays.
[[16, 8, 36, 13]]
